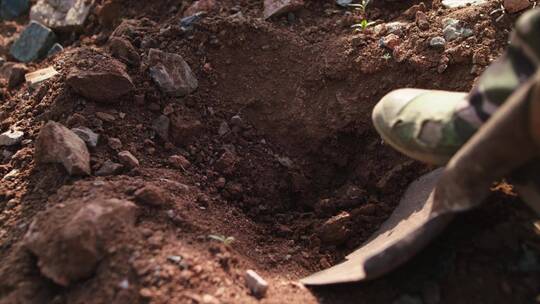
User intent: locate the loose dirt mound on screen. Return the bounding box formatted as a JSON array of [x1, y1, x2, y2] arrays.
[[0, 1, 538, 303]]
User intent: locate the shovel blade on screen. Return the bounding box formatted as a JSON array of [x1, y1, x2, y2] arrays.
[[301, 168, 452, 285]]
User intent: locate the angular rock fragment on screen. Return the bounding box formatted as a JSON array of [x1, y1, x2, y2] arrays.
[[25, 66, 59, 88], [10, 21, 56, 63], [47, 43, 64, 57], [71, 127, 99, 148], [147, 48, 198, 97], [503, 0, 530, 13], [109, 37, 140, 66], [66, 55, 134, 102], [169, 114, 203, 146], [0, 129, 24, 146], [30, 0, 95, 30], [263, 0, 304, 19], [23, 198, 137, 286], [318, 211, 351, 245], [35, 121, 91, 175], [0, 63, 28, 89], [184, 0, 217, 16], [0, 0, 30, 20], [245, 270, 269, 298], [152, 115, 170, 141], [134, 185, 168, 207], [96, 160, 123, 176], [168, 154, 190, 169], [118, 151, 139, 168]]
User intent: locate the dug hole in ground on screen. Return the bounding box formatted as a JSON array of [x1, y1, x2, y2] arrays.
[[0, 0, 538, 303]]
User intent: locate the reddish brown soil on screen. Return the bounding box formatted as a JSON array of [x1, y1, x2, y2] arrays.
[[1, 1, 539, 303]]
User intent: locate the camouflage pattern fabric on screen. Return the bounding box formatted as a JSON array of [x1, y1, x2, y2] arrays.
[[455, 8, 540, 138]]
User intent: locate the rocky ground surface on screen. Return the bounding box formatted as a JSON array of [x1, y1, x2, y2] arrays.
[[0, 0, 539, 303]]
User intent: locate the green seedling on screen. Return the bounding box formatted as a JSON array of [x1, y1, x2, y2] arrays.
[[382, 52, 392, 60], [349, 0, 376, 31], [352, 19, 376, 31], [208, 234, 236, 246]]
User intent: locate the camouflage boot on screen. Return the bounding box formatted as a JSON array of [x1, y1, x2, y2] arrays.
[[372, 8, 540, 166]]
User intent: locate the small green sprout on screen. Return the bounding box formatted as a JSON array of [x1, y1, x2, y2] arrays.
[[352, 19, 376, 31], [349, 0, 375, 31], [208, 234, 236, 246], [382, 53, 392, 60]]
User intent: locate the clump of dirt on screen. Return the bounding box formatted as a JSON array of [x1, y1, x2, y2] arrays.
[[0, 1, 538, 303]]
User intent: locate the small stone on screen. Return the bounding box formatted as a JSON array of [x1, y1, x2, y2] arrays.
[[0, 129, 24, 146], [415, 11, 429, 31], [503, 0, 529, 13], [0, 63, 28, 89], [180, 12, 205, 31], [429, 36, 446, 49], [134, 185, 168, 207], [152, 115, 170, 141], [263, 0, 304, 19], [96, 112, 116, 123], [71, 127, 99, 148], [35, 121, 91, 175], [184, 0, 217, 16], [23, 198, 137, 286], [30, 0, 94, 30], [118, 151, 139, 168], [169, 115, 203, 146], [47, 43, 64, 57], [336, 0, 353, 7], [380, 34, 400, 50], [148, 48, 198, 97], [3, 169, 19, 180], [66, 52, 134, 103], [108, 137, 122, 150], [0, 0, 30, 20], [441, 0, 487, 8], [245, 269, 269, 298], [10, 21, 56, 63], [386, 21, 406, 36], [95, 160, 123, 176], [443, 25, 460, 41], [318, 211, 351, 245], [0, 57, 5, 66], [25, 66, 59, 88], [230, 115, 243, 127], [109, 37, 140, 66], [218, 121, 230, 136], [168, 154, 191, 169]]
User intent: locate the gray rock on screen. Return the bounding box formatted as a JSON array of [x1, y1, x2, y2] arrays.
[[0, 0, 30, 20], [30, 0, 94, 30], [180, 12, 204, 31], [429, 36, 446, 48], [386, 21, 407, 36], [218, 121, 230, 136], [0, 129, 24, 146], [245, 270, 269, 298], [443, 25, 460, 41], [152, 115, 170, 140], [71, 127, 99, 148], [148, 48, 198, 97], [96, 160, 123, 176], [9, 21, 56, 63], [35, 121, 91, 175], [336, 0, 353, 7], [441, 0, 487, 8], [47, 43, 64, 57]]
